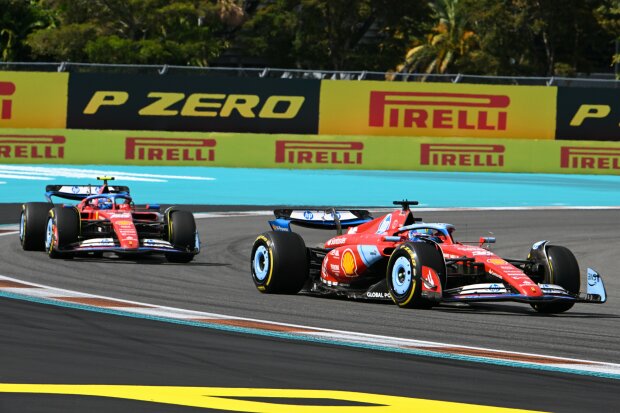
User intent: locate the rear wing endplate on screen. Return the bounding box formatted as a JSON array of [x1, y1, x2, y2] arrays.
[[270, 209, 372, 232], [45, 184, 130, 202]]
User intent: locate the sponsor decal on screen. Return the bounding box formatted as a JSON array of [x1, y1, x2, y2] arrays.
[[125, 137, 215, 162], [587, 270, 601, 287], [560, 146, 620, 170], [555, 87, 619, 141], [303, 210, 314, 220], [0, 135, 65, 159], [369, 91, 509, 131], [366, 292, 390, 299], [0, 81, 15, 120], [275, 140, 363, 165], [83, 92, 305, 119], [67, 74, 320, 133], [420, 143, 504, 167], [472, 250, 494, 256], [115, 221, 132, 226], [0, 72, 68, 128], [487, 258, 507, 265], [489, 284, 501, 293], [341, 249, 358, 276], [326, 237, 347, 247], [376, 214, 392, 234], [110, 213, 131, 219]]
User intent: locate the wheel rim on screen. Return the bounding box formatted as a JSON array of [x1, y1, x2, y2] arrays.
[[253, 245, 270, 281], [195, 232, 200, 252], [19, 212, 25, 242], [45, 218, 54, 251], [391, 256, 412, 296]]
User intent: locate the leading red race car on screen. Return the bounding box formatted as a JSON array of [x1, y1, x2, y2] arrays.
[[250, 201, 606, 313], [19, 177, 200, 262]]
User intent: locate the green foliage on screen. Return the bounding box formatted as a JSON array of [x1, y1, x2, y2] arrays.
[[0, 0, 617, 77], [0, 0, 54, 61], [24, 0, 228, 65], [235, 0, 431, 71]]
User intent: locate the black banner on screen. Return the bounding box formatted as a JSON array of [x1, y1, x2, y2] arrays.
[[556, 87, 620, 141], [67, 73, 320, 134]]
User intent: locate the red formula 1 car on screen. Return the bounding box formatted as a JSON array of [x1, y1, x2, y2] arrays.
[[19, 177, 200, 262], [251, 201, 607, 313]]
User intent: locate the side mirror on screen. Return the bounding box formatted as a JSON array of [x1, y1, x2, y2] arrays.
[[479, 236, 496, 247]]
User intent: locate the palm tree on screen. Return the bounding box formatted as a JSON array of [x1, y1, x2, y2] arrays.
[[397, 0, 475, 77]]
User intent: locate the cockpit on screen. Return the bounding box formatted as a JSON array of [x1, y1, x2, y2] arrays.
[[85, 195, 133, 211], [402, 224, 455, 244]]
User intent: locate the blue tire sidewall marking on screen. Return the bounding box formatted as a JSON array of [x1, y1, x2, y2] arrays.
[[19, 212, 25, 242], [253, 245, 269, 281], [45, 217, 53, 251], [391, 256, 412, 296]]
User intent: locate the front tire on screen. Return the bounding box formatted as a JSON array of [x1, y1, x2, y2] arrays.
[[45, 206, 79, 259], [20, 202, 50, 251], [165, 209, 198, 263], [530, 245, 580, 314], [251, 231, 308, 294], [387, 242, 446, 309]]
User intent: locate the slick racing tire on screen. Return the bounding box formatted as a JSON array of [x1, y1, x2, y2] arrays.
[[45, 206, 79, 259], [387, 242, 446, 309], [20, 202, 50, 251], [165, 209, 198, 263], [251, 231, 308, 294], [530, 245, 580, 314]]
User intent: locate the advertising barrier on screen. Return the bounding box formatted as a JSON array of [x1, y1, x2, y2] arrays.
[[1, 129, 618, 175], [67, 73, 320, 134], [0, 72, 68, 129], [556, 87, 619, 141], [319, 80, 557, 140]]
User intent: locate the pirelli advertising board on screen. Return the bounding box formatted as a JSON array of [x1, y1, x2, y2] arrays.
[[555, 87, 619, 141], [1, 129, 619, 175], [0, 71, 68, 129], [319, 80, 557, 140], [67, 73, 320, 134]]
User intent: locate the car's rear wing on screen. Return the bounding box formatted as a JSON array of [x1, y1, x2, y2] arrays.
[[269, 209, 372, 233], [45, 184, 130, 202]]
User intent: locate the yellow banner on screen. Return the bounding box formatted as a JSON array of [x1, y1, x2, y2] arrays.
[[0, 72, 68, 128], [319, 80, 556, 139], [0, 129, 618, 175]]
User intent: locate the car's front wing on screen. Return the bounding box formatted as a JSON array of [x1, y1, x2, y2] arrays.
[[59, 238, 197, 255]]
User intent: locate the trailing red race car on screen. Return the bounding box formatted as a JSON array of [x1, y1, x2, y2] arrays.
[[20, 177, 200, 262], [251, 201, 607, 313]]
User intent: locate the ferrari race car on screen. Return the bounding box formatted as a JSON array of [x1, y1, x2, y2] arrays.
[[250, 201, 607, 313], [19, 177, 200, 262]]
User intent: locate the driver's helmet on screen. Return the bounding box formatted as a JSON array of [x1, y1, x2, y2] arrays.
[[408, 228, 442, 243], [99, 198, 114, 210]]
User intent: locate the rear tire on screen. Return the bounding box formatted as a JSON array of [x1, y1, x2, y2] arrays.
[[45, 206, 80, 259], [530, 245, 580, 314], [20, 202, 50, 251], [165, 209, 198, 263], [250, 231, 308, 294], [387, 242, 446, 309]]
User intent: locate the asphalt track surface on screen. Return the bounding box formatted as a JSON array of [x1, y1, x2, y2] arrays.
[[1, 206, 619, 411], [1, 296, 617, 412]]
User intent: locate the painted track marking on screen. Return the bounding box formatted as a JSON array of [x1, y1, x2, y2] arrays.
[[0, 385, 544, 412]]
